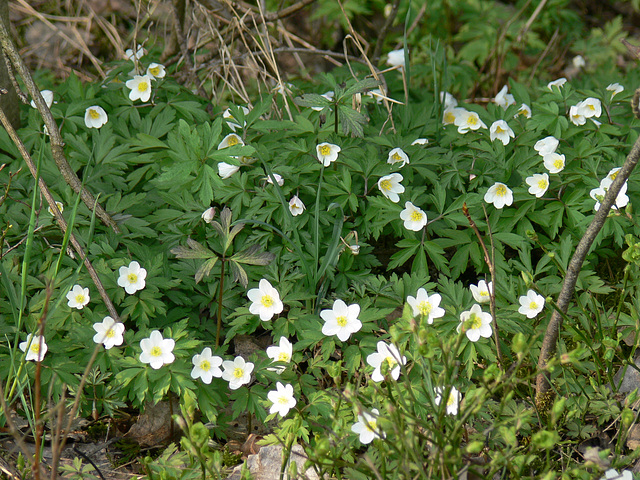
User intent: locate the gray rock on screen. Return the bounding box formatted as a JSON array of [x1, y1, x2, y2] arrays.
[[226, 444, 320, 480]]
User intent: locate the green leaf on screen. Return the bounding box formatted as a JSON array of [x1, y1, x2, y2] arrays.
[[195, 257, 219, 283], [231, 244, 275, 266], [171, 238, 217, 260]]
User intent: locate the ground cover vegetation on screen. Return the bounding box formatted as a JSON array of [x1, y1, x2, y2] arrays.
[[3, 0, 640, 479]]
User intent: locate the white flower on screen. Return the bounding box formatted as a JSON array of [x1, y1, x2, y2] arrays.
[[289, 195, 306, 216], [484, 182, 513, 209], [543, 153, 565, 174], [515, 103, 532, 119], [547, 78, 567, 90], [117, 261, 147, 294], [572, 55, 586, 69], [191, 347, 223, 384], [84, 106, 108, 129], [93, 316, 125, 349], [265, 173, 284, 186], [218, 133, 244, 150], [534, 136, 559, 156], [66, 284, 90, 309], [400, 201, 427, 231], [125, 75, 153, 102], [406, 288, 445, 324], [525, 173, 550, 198], [311, 91, 334, 111], [30, 90, 54, 109], [47, 201, 64, 216], [266, 336, 293, 373], [435, 386, 461, 415], [218, 162, 240, 179], [517, 289, 545, 318], [457, 304, 493, 342], [387, 147, 410, 168], [20, 334, 48, 362], [606, 167, 621, 182], [221, 356, 254, 390], [146, 63, 166, 79], [125, 44, 145, 60], [139, 330, 175, 369], [454, 110, 487, 134], [443, 107, 467, 125], [223, 106, 251, 131], [469, 280, 492, 304], [351, 409, 385, 444], [378, 173, 405, 203], [494, 85, 515, 109], [267, 382, 297, 417], [569, 105, 586, 126], [600, 469, 633, 480], [202, 207, 215, 223], [606, 83, 624, 99], [576, 98, 602, 118], [248, 279, 283, 321], [316, 143, 341, 166], [386, 48, 406, 68], [367, 341, 407, 382], [320, 299, 362, 342], [367, 88, 385, 104], [590, 177, 629, 211], [489, 120, 515, 145], [440, 91, 458, 110], [411, 138, 429, 146]]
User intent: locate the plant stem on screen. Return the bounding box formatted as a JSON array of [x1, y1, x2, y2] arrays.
[[216, 259, 225, 347]]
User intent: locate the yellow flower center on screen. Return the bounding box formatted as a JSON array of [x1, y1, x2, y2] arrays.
[[233, 367, 244, 378], [106, 329, 115, 338], [495, 185, 507, 197], [150, 346, 162, 357], [588, 104, 595, 111], [278, 395, 289, 404], [447, 393, 455, 407], [336, 315, 348, 327], [261, 295, 274, 307], [380, 179, 391, 191], [128, 273, 138, 284], [75, 294, 85, 304], [319, 145, 331, 155], [468, 115, 478, 126], [31, 344, 40, 353], [553, 159, 563, 169], [479, 289, 489, 298], [149, 67, 160, 76], [200, 360, 211, 371], [227, 136, 239, 146], [365, 419, 377, 432], [538, 179, 548, 189], [392, 152, 402, 161], [610, 170, 619, 180], [89, 109, 101, 119], [410, 210, 423, 222], [464, 313, 481, 330], [137, 81, 149, 92], [495, 126, 504, 134], [385, 356, 397, 368], [444, 111, 456, 123], [418, 301, 432, 316], [518, 108, 527, 116], [529, 301, 538, 310], [277, 352, 290, 362]]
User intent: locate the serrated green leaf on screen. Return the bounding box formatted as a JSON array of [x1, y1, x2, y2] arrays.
[[231, 244, 275, 266], [170, 238, 216, 259], [294, 93, 332, 109], [195, 257, 219, 283]]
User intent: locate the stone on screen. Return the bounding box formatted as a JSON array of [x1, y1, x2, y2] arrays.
[[226, 444, 320, 480]]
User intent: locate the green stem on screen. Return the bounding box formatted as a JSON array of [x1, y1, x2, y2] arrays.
[[216, 259, 225, 346]]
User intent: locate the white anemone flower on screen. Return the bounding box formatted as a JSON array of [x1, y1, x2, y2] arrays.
[[600, 469, 633, 480], [247, 279, 283, 321], [494, 85, 515, 109], [30, 90, 54, 109], [406, 288, 445, 324], [146, 63, 166, 79], [440, 91, 458, 110], [515, 103, 532, 119], [367, 341, 407, 382], [443, 107, 467, 125], [47, 201, 64, 216], [606, 83, 624, 99], [525, 173, 550, 198], [435, 386, 461, 415], [20, 334, 48, 362], [411, 138, 429, 145], [569, 105, 586, 126], [386, 49, 406, 68], [534, 136, 559, 156], [454, 110, 487, 134], [469, 280, 492, 304], [387, 147, 410, 168], [289, 195, 306, 216], [125, 44, 145, 60], [265, 173, 284, 186], [223, 106, 251, 131], [125, 75, 153, 102], [221, 356, 254, 390], [201, 207, 215, 223], [93, 316, 125, 349], [352, 409, 385, 444], [66, 284, 90, 309], [84, 106, 108, 129], [191, 347, 223, 384], [576, 98, 602, 118], [484, 182, 513, 209], [320, 299, 362, 342], [543, 153, 565, 174], [139, 330, 175, 369], [218, 162, 240, 179], [378, 173, 405, 203], [266, 337, 293, 373], [517, 290, 545, 318], [218, 133, 244, 149], [489, 120, 515, 145], [457, 304, 493, 342], [316, 143, 341, 166], [572, 55, 586, 69], [267, 382, 297, 417], [547, 78, 567, 90], [400, 201, 427, 231], [590, 177, 629, 211], [118, 261, 147, 294]]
